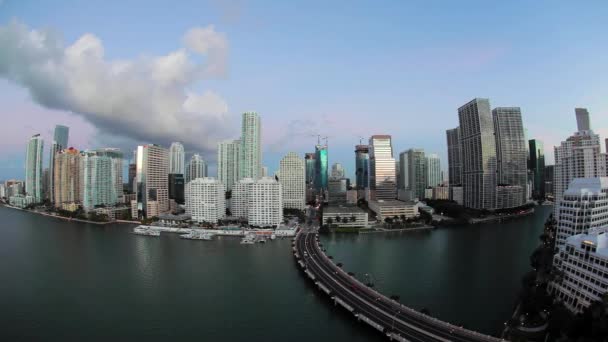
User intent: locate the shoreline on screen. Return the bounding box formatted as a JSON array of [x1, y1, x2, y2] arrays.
[[1, 204, 139, 226], [468, 208, 537, 224], [360, 225, 434, 234]]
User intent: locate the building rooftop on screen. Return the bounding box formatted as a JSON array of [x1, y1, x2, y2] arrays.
[[369, 200, 417, 207], [567, 227, 608, 257], [324, 205, 365, 214], [564, 177, 608, 196]]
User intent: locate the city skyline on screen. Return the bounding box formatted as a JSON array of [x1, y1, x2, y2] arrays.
[[1, 1, 608, 181]]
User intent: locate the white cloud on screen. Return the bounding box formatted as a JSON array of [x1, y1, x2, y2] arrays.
[[0, 20, 234, 154]]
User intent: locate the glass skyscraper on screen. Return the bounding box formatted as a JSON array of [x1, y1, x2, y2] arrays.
[[354, 145, 369, 189], [426, 153, 441, 187], [446, 127, 462, 186], [304, 153, 316, 186], [48, 124, 69, 203], [493, 107, 527, 206], [25, 134, 44, 203], [169, 142, 185, 175], [217, 139, 240, 191], [369, 135, 396, 200], [314, 145, 328, 191]]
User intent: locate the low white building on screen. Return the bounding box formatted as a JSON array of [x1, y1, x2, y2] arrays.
[[323, 205, 368, 228], [185, 177, 226, 224], [249, 177, 283, 227], [9, 194, 35, 208], [556, 178, 608, 249], [551, 227, 608, 313], [368, 199, 418, 221], [432, 186, 449, 200]]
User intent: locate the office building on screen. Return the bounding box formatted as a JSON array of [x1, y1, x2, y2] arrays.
[[355, 145, 370, 190], [369, 135, 396, 200], [493, 107, 527, 207], [48, 125, 69, 202], [368, 200, 418, 221], [261, 166, 268, 177], [328, 178, 349, 204], [331, 163, 345, 179], [53, 147, 81, 205], [185, 177, 226, 224], [185, 154, 208, 183], [168, 173, 185, 204], [128, 163, 136, 193], [399, 149, 426, 200], [133, 144, 169, 219], [529, 139, 546, 199], [279, 152, 305, 210], [426, 153, 441, 187], [545, 165, 554, 197], [305, 153, 316, 186], [81, 148, 123, 210], [322, 205, 368, 228], [551, 227, 608, 313], [446, 127, 462, 186], [239, 112, 262, 179], [314, 145, 328, 192], [555, 178, 608, 249], [249, 177, 283, 227], [25, 134, 44, 203], [217, 139, 241, 191], [232, 178, 254, 219], [169, 142, 185, 175], [554, 110, 607, 215], [458, 98, 497, 210]]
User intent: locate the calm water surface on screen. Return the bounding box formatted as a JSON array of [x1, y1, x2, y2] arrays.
[[0, 205, 551, 340]]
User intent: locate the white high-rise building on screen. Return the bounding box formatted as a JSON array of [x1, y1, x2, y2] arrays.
[[185, 177, 226, 224], [369, 135, 396, 200], [426, 154, 441, 187], [232, 178, 254, 219], [239, 112, 262, 180], [279, 152, 305, 210], [25, 134, 44, 203], [551, 226, 608, 313], [53, 148, 81, 205], [134, 144, 169, 219], [555, 177, 608, 249], [554, 109, 607, 217], [458, 98, 497, 210], [218, 139, 240, 191], [249, 177, 283, 227], [169, 142, 185, 175], [185, 154, 208, 183]]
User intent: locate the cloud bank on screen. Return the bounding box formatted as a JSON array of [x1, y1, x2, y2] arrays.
[[0, 21, 234, 153]]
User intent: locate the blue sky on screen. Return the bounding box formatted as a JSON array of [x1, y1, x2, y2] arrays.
[[1, 0, 607, 181]]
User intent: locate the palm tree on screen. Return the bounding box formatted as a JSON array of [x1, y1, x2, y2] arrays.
[[327, 217, 334, 226], [336, 216, 342, 223], [350, 215, 356, 223]]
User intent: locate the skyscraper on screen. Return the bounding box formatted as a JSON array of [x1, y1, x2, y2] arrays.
[[314, 144, 328, 191], [168, 142, 185, 175], [458, 98, 497, 210], [493, 107, 527, 207], [81, 148, 123, 209], [25, 134, 44, 203], [279, 152, 305, 210], [369, 135, 396, 200], [53, 147, 80, 205], [399, 149, 426, 200], [185, 154, 208, 183], [168, 173, 185, 205], [446, 127, 462, 186], [528, 139, 545, 199], [232, 178, 254, 219], [355, 145, 369, 189], [134, 144, 169, 219], [554, 109, 607, 214], [305, 153, 316, 186], [239, 112, 262, 180], [217, 139, 240, 191], [48, 125, 69, 203], [426, 154, 441, 187]]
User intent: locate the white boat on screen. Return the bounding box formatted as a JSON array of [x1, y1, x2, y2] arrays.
[[132, 227, 161, 237], [180, 230, 214, 240], [240, 235, 256, 244]]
